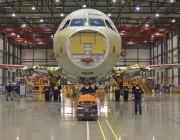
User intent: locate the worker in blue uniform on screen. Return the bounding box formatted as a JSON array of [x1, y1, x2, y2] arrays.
[[132, 85, 143, 115], [80, 82, 95, 95]]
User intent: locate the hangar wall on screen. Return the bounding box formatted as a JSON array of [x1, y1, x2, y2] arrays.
[[21, 48, 56, 66], [150, 28, 180, 86], [116, 46, 150, 66], [0, 33, 21, 83]]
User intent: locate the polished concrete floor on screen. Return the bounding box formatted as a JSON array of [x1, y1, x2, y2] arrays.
[[0, 93, 180, 140]]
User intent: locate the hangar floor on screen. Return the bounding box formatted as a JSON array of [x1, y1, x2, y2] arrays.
[[0, 93, 180, 140]]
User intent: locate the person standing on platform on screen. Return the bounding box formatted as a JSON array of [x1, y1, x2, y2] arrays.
[[123, 86, 129, 101], [6, 82, 13, 101], [58, 85, 62, 101], [132, 85, 143, 115], [80, 82, 95, 95]]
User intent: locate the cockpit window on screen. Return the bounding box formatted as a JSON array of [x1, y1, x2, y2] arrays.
[[89, 19, 105, 26], [61, 20, 70, 30], [70, 19, 86, 26], [105, 20, 115, 31]]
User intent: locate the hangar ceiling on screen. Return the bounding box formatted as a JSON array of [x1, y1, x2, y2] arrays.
[[0, 0, 179, 46]]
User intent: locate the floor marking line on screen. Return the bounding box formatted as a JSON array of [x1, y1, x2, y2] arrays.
[[86, 121, 90, 140], [106, 120, 118, 140], [97, 120, 107, 140]]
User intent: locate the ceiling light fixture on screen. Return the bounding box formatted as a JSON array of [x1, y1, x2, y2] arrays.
[[155, 13, 160, 17], [145, 24, 149, 27], [172, 19, 176, 23], [12, 13, 16, 17], [32, 6, 36, 10], [11, 33, 16, 36], [40, 19, 44, 22], [60, 13, 64, 17], [112, 0, 116, 3], [135, 6, 140, 11], [151, 35, 154, 38], [108, 13, 111, 17], [169, 0, 175, 3], [17, 35, 20, 38], [21, 24, 26, 28], [82, 4, 87, 8]]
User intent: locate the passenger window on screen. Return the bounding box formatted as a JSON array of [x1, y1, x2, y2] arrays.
[[105, 20, 115, 31], [61, 20, 70, 30], [70, 19, 86, 26], [89, 19, 105, 26]]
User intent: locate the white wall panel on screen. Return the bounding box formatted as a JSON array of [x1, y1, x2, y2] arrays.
[[173, 35, 177, 48], [34, 49, 46, 59], [125, 62, 136, 65], [139, 49, 149, 59], [157, 56, 161, 64], [140, 61, 150, 66], [0, 52, 3, 83], [167, 39, 171, 51], [167, 53, 172, 63], [126, 49, 137, 59], [22, 49, 33, 59], [173, 49, 178, 63], [33, 61, 47, 65], [0, 52, 2, 64], [173, 68, 178, 76], [151, 48, 153, 57], [154, 47, 157, 56], [47, 61, 57, 66], [0, 39, 3, 51], [174, 77, 178, 86], [158, 45, 161, 55], [10, 44, 13, 55]]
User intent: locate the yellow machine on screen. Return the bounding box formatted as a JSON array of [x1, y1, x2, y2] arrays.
[[76, 94, 98, 121]]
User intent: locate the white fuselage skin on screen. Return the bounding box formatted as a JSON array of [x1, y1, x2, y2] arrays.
[[54, 9, 121, 80]]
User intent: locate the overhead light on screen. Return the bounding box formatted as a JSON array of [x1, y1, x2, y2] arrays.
[[21, 24, 26, 28], [60, 13, 64, 17], [51, 35, 54, 38], [55, 0, 60, 2], [151, 35, 154, 38], [169, 0, 175, 3], [155, 13, 160, 17], [25, 41, 27, 43], [144, 40, 147, 43], [135, 6, 140, 11], [107, 13, 111, 17], [155, 32, 160, 35], [82, 4, 87, 8], [16, 136, 20, 140], [172, 19, 176, 23], [11, 33, 16, 36], [145, 24, 149, 27], [112, 0, 116, 3], [12, 13, 16, 17], [17, 35, 20, 38], [40, 19, 44, 22], [32, 6, 36, 10]]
